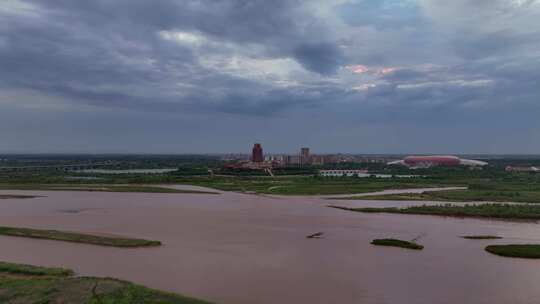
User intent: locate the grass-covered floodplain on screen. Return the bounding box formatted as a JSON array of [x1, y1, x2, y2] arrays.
[[3, 155, 540, 198], [330, 204, 540, 221], [371, 239, 424, 250], [0, 177, 448, 195], [0, 184, 217, 194], [179, 168, 540, 197], [0, 261, 73, 277], [462, 235, 502, 240], [343, 189, 540, 204], [1, 166, 458, 195], [0, 261, 213, 304], [485, 245, 540, 259], [180, 176, 451, 195], [0, 226, 162, 248]]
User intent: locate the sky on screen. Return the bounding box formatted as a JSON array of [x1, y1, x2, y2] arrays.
[[1, 0, 539, 154]]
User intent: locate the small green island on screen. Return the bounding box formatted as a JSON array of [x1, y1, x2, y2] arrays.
[[0, 226, 162, 248], [462, 235, 502, 240], [330, 204, 540, 221], [0, 184, 218, 194], [0, 261, 212, 303], [485, 244, 540, 259], [371, 238, 424, 250], [0, 194, 39, 199]]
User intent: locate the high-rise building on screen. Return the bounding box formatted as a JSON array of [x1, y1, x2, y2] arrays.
[[311, 155, 324, 165], [300, 147, 311, 165], [286, 155, 300, 165], [252, 143, 264, 163]]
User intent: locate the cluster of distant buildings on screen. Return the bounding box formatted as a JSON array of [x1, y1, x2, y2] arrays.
[[318, 169, 418, 178], [224, 144, 540, 176], [223, 143, 317, 169], [265, 147, 328, 166], [222, 143, 390, 170]]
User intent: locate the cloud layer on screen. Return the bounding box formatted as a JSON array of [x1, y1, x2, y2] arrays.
[[1, 0, 539, 153]]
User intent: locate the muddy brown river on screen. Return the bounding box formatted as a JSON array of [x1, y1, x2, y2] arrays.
[[1, 187, 540, 304]]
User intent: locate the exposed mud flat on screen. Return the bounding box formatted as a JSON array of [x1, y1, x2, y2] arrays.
[[0, 194, 41, 199], [55, 208, 107, 215], [0, 188, 540, 304]]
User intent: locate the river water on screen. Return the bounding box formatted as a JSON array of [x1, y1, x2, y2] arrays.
[[0, 187, 539, 304]]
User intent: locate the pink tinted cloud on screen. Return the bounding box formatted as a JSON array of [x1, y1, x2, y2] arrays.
[[349, 65, 370, 74], [348, 64, 400, 76]]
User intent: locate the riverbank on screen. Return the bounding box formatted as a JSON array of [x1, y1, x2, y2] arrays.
[[0, 184, 218, 194], [0, 261, 212, 303], [0, 226, 162, 247], [0, 175, 463, 196], [338, 189, 540, 204], [330, 204, 540, 221]]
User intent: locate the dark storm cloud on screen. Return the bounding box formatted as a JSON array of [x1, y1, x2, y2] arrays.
[[0, 0, 350, 116], [1, 0, 536, 115], [293, 43, 345, 75], [27, 0, 311, 50]]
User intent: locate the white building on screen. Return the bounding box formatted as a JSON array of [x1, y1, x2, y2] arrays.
[[319, 169, 368, 177], [319, 169, 419, 178]]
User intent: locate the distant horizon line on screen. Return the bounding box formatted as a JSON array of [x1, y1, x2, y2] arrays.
[[1, 152, 540, 157]]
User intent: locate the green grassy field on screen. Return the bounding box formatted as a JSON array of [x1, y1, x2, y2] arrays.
[[371, 239, 424, 250], [0, 184, 217, 194], [0, 226, 162, 248], [2, 164, 540, 198], [344, 189, 540, 204], [0, 177, 447, 195], [330, 203, 540, 221], [0, 261, 213, 303], [0, 261, 73, 277], [174, 176, 451, 195], [485, 245, 540, 259]]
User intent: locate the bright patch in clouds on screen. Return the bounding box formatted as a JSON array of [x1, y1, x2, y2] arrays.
[[205, 55, 305, 86], [397, 79, 494, 90], [0, 0, 39, 17], [352, 83, 377, 91], [159, 30, 206, 46]]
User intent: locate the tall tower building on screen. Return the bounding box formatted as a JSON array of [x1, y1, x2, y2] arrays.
[[300, 147, 310, 165], [252, 143, 264, 163]]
